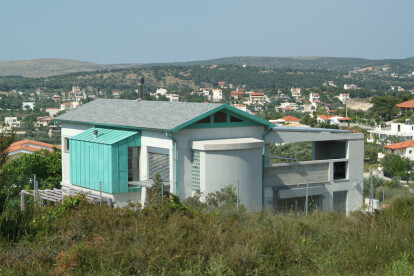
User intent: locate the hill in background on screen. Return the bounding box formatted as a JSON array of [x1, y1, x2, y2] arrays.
[[0, 56, 413, 78]]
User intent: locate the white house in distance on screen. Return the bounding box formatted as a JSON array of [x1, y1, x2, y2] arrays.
[[339, 93, 350, 104], [4, 117, 20, 128], [329, 116, 351, 127], [212, 89, 223, 102], [368, 122, 414, 144], [384, 140, 414, 161], [22, 102, 35, 110], [46, 108, 60, 117], [231, 104, 248, 112], [291, 88, 301, 99], [344, 84, 358, 90], [55, 98, 364, 214], [248, 92, 266, 105], [166, 94, 179, 102]]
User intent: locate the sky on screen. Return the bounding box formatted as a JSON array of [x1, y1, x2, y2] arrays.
[[0, 0, 413, 64]]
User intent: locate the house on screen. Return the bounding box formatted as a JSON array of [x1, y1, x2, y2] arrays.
[[384, 140, 414, 161], [60, 102, 71, 111], [275, 116, 301, 124], [46, 108, 60, 117], [4, 117, 20, 128], [249, 93, 266, 105], [155, 88, 168, 96], [166, 94, 179, 102], [55, 99, 363, 214], [5, 139, 61, 162], [316, 115, 330, 124], [309, 93, 319, 103], [368, 122, 414, 144], [329, 116, 351, 127], [36, 116, 53, 127], [231, 104, 248, 112], [112, 91, 120, 99], [339, 93, 350, 104], [291, 88, 301, 99], [218, 82, 226, 88], [396, 99, 414, 114], [52, 95, 61, 102], [327, 110, 336, 116], [344, 84, 358, 90], [212, 89, 223, 102], [231, 91, 244, 100], [22, 102, 35, 110], [279, 102, 299, 111]]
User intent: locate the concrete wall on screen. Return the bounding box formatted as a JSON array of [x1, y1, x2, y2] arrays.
[[313, 140, 347, 160], [201, 148, 263, 210], [173, 126, 265, 200]]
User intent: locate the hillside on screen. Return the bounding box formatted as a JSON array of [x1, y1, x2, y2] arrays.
[[0, 58, 107, 78], [1, 56, 413, 78]]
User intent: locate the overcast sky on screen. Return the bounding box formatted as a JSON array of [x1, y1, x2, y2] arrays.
[[0, 0, 413, 64]]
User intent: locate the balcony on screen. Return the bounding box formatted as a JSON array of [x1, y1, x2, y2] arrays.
[[265, 158, 348, 187]]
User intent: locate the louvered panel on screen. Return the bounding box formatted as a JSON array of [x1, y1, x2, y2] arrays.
[[148, 152, 170, 182], [265, 163, 329, 186]]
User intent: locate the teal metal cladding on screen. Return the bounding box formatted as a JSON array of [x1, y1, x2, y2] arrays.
[[69, 128, 141, 194]]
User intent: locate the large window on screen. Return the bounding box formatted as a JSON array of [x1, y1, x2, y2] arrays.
[[274, 194, 323, 214], [333, 191, 347, 214], [128, 147, 140, 182], [148, 152, 170, 182]]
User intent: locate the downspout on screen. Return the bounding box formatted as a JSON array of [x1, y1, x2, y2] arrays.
[[166, 131, 177, 195], [262, 127, 273, 209]]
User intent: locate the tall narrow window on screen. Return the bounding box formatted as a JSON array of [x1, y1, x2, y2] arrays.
[[192, 151, 200, 192], [128, 147, 140, 182], [148, 152, 170, 182], [64, 137, 70, 152]]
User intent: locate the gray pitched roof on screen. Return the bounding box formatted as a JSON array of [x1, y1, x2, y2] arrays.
[[55, 99, 224, 131]]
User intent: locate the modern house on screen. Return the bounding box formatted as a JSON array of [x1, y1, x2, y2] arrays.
[[368, 122, 414, 144], [55, 99, 364, 214]]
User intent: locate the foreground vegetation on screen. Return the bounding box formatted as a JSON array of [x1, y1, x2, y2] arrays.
[[0, 191, 413, 275]]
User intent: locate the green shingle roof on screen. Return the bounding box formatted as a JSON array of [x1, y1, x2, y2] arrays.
[[55, 99, 273, 131], [70, 127, 138, 145]]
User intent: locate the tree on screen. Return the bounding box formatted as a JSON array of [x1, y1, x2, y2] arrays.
[[0, 130, 15, 169], [381, 154, 412, 181], [369, 96, 401, 120]]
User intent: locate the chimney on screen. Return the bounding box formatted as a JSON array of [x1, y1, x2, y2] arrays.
[[93, 129, 98, 139], [138, 76, 144, 100]]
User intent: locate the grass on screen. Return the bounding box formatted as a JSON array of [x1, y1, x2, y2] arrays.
[[0, 194, 413, 275]]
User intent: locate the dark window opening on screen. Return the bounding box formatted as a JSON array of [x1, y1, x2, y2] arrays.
[[230, 115, 243, 122], [64, 137, 70, 152], [333, 161, 346, 180], [128, 147, 140, 181], [214, 111, 227, 123], [148, 152, 170, 182], [333, 191, 347, 214], [196, 116, 210, 124]]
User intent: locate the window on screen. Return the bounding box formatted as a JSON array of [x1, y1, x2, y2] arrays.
[[214, 111, 227, 123], [196, 116, 210, 124], [274, 193, 323, 214], [333, 191, 347, 214], [128, 147, 140, 182], [64, 137, 70, 152], [333, 161, 347, 180], [191, 151, 200, 192], [230, 115, 243, 122], [410, 150, 413, 154], [148, 152, 170, 182]]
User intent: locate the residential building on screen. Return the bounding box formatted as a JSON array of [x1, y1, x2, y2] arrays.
[[396, 99, 414, 113], [4, 117, 20, 128], [368, 122, 414, 144], [339, 93, 350, 104], [275, 116, 301, 124], [309, 93, 320, 103], [60, 102, 71, 111], [212, 89, 223, 102], [279, 102, 299, 111], [36, 116, 53, 127], [46, 108, 60, 117], [22, 102, 35, 110], [249, 93, 266, 105], [55, 99, 363, 214], [52, 95, 61, 102], [329, 116, 351, 127], [218, 81, 225, 88], [231, 91, 244, 100], [5, 139, 61, 162], [344, 84, 358, 90], [291, 88, 301, 99], [112, 91, 120, 99], [155, 88, 168, 96], [384, 140, 414, 161], [231, 104, 247, 112], [166, 94, 179, 102], [316, 115, 330, 124]]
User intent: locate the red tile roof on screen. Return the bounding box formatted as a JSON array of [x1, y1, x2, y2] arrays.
[[231, 91, 243, 95], [385, 140, 414, 150], [5, 139, 61, 154], [250, 93, 264, 96], [280, 116, 300, 122], [317, 115, 330, 120], [396, 100, 414, 108]]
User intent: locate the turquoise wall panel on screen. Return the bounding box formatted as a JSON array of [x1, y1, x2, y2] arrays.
[[70, 131, 141, 194]]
